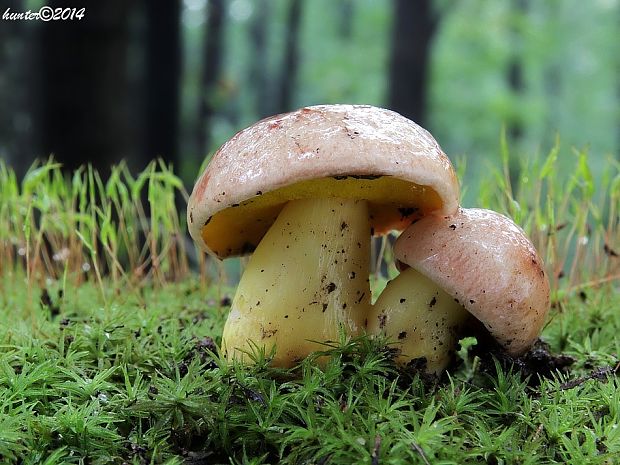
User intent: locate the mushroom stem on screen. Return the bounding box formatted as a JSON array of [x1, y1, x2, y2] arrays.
[[222, 197, 372, 367], [368, 267, 469, 374]]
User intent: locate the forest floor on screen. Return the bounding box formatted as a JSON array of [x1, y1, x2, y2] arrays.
[[0, 153, 619, 464], [0, 274, 618, 464]]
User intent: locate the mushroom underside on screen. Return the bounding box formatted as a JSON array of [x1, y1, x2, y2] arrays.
[[199, 176, 443, 258]]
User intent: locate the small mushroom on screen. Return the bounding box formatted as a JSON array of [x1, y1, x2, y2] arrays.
[[367, 207, 550, 374], [187, 104, 460, 367]]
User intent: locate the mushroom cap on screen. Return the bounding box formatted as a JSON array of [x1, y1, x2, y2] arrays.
[[188, 104, 460, 258], [394, 208, 550, 356]]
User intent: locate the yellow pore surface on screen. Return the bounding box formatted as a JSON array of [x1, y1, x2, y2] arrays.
[[202, 176, 442, 258]]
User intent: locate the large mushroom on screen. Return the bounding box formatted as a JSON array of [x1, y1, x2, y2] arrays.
[[367, 208, 550, 373], [187, 104, 459, 367]]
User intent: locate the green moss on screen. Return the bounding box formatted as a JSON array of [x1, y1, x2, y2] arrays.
[[0, 150, 618, 463], [0, 276, 618, 464]]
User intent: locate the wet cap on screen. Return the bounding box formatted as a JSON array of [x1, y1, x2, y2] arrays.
[[188, 104, 460, 258], [395, 208, 550, 355]]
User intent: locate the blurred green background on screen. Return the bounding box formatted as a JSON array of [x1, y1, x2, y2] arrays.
[[0, 0, 618, 204]]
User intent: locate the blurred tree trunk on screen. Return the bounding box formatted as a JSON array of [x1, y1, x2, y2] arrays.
[[197, 0, 225, 159], [507, 64, 524, 139], [387, 0, 436, 126], [542, 2, 561, 143], [250, 0, 272, 118], [277, 0, 303, 113], [506, 0, 528, 193], [507, 0, 528, 143], [0, 0, 33, 177], [337, 0, 354, 40], [38, 0, 135, 175], [144, 0, 181, 170]]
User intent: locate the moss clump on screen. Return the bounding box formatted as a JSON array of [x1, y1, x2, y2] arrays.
[[0, 145, 618, 463]]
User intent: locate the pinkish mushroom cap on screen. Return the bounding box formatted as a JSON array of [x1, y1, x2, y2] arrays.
[[395, 208, 550, 355], [187, 104, 460, 259]]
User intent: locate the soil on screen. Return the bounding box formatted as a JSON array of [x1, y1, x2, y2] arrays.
[[480, 338, 577, 382], [473, 337, 619, 391]]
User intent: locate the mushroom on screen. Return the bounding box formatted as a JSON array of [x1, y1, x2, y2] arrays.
[[367, 207, 550, 374], [187, 104, 460, 367]]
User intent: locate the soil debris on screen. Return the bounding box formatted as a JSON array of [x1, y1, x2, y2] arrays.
[[477, 339, 576, 385]]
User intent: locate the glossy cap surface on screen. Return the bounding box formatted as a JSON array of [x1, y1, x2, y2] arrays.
[[188, 104, 460, 258], [395, 208, 550, 355]]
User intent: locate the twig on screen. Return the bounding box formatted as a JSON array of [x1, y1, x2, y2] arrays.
[[555, 365, 618, 392], [371, 435, 381, 465], [566, 273, 620, 293], [411, 441, 431, 465]]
